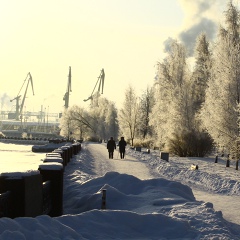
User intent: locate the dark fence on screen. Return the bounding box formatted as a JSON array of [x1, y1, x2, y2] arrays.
[[0, 142, 81, 218]]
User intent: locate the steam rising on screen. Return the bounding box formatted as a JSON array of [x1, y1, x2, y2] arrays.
[[0, 93, 11, 110], [164, 0, 228, 56], [179, 17, 217, 56]]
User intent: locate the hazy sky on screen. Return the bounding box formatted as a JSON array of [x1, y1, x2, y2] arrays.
[[0, 0, 233, 117]]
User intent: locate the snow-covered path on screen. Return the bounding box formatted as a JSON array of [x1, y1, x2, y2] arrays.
[[87, 142, 156, 180], [76, 142, 240, 226], [193, 190, 240, 225], [1, 142, 240, 239]]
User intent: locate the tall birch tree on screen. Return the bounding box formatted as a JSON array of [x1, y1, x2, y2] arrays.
[[200, 1, 240, 156], [150, 40, 191, 149], [60, 97, 118, 141], [137, 86, 155, 139], [191, 33, 212, 113], [118, 86, 139, 146]]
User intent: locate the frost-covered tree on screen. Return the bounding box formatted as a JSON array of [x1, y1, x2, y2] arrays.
[[118, 86, 139, 146], [150, 40, 191, 149], [91, 98, 108, 140], [93, 98, 118, 141], [191, 33, 212, 113], [59, 108, 78, 139], [136, 86, 155, 139], [60, 98, 118, 141], [104, 102, 119, 140], [60, 105, 94, 140], [200, 1, 240, 156]]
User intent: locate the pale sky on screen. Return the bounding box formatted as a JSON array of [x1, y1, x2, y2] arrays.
[[0, 0, 232, 117]]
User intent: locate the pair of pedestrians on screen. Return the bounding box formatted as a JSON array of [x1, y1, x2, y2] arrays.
[[107, 137, 126, 159]]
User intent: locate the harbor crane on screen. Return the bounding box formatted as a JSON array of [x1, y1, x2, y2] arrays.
[[84, 68, 105, 106], [10, 72, 34, 120], [63, 66, 72, 109]]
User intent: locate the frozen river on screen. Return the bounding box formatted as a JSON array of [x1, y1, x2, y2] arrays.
[[0, 142, 46, 173]]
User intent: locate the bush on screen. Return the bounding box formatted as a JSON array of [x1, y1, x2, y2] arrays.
[[86, 136, 100, 142], [133, 138, 155, 148], [168, 130, 214, 157]]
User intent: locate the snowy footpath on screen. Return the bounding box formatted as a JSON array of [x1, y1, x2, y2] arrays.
[[65, 142, 240, 222], [62, 142, 240, 239], [1, 141, 240, 239]]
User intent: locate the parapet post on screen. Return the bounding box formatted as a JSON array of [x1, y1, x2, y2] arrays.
[[65, 144, 74, 159], [38, 163, 64, 217], [0, 171, 43, 218], [43, 156, 64, 170], [72, 143, 79, 155], [61, 146, 71, 163], [54, 148, 67, 166]]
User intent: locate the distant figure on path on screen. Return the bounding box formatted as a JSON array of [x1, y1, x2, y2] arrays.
[[107, 137, 116, 159], [118, 136, 127, 159]]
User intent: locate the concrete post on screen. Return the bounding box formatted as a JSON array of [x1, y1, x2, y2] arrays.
[[0, 171, 42, 218], [53, 149, 67, 166], [38, 163, 63, 217]]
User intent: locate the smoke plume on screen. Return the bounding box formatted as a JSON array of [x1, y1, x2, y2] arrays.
[[164, 0, 227, 56], [0, 93, 11, 110], [179, 17, 217, 56]]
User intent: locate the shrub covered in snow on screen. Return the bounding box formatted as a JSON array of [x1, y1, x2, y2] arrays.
[[168, 130, 214, 157]]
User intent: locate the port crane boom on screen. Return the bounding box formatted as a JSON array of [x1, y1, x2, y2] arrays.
[[84, 68, 105, 106], [63, 66, 72, 109], [10, 72, 34, 120]]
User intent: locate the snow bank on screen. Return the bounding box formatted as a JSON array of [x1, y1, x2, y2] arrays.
[[1, 171, 239, 239], [0, 143, 240, 239], [126, 147, 240, 196]]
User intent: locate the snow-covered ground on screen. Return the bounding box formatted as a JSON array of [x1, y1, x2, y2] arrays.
[[0, 141, 240, 239]]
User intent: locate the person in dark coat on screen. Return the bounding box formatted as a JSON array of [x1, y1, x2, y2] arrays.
[[107, 137, 116, 159], [118, 136, 127, 159]]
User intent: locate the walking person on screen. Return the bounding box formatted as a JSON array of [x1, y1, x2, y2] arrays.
[[118, 136, 127, 159], [107, 137, 116, 159]]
